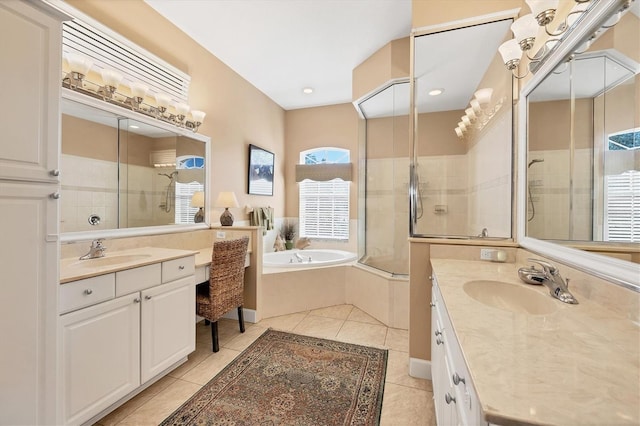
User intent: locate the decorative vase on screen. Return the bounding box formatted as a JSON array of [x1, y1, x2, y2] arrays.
[[285, 240, 294, 250]]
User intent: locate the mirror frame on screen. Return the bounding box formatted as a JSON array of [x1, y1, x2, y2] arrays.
[[60, 89, 212, 243], [517, 0, 639, 290]]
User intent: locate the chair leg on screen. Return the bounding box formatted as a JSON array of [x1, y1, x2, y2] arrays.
[[204, 319, 210, 326], [211, 321, 219, 352], [238, 306, 245, 333]]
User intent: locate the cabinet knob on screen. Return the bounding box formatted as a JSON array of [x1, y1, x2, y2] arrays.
[[83, 289, 93, 295], [145, 295, 152, 300], [445, 393, 456, 404], [50, 169, 60, 177], [134, 298, 141, 303], [50, 192, 60, 199], [436, 337, 444, 345], [178, 265, 185, 270], [453, 372, 466, 385]]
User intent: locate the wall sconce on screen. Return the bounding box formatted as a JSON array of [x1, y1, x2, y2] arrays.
[[190, 191, 205, 223], [215, 191, 240, 226], [186, 110, 206, 132]]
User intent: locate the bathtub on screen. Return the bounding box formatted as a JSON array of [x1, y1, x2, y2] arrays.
[[263, 249, 357, 268]]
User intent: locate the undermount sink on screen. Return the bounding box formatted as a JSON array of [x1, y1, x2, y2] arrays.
[[69, 254, 152, 268], [463, 280, 557, 315]]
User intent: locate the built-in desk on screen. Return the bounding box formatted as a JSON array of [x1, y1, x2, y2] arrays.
[[194, 247, 251, 284]]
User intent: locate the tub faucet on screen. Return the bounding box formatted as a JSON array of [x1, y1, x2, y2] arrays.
[[79, 239, 106, 260], [521, 258, 578, 304], [478, 228, 488, 238]]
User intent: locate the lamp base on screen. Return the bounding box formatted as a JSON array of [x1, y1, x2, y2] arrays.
[[220, 208, 234, 226], [194, 207, 204, 223]]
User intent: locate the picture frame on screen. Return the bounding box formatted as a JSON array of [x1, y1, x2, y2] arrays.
[[248, 144, 274, 196]]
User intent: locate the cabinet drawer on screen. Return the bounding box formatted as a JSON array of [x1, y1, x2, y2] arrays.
[[116, 264, 162, 297], [162, 256, 195, 283], [60, 274, 115, 314]]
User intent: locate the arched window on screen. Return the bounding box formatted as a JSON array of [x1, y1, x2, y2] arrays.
[[297, 147, 351, 240], [175, 155, 205, 224]]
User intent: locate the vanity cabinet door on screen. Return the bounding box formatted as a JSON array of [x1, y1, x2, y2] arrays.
[[140, 275, 195, 383], [59, 293, 141, 425]]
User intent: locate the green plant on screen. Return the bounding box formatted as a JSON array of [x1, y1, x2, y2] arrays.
[[281, 220, 297, 241]]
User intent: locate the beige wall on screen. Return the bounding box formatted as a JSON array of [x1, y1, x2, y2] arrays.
[[412, 0, 522, 29], [66, 0, 286, 224], [284, 103, 360, 218], [352, 37, 410, 102], [62, 114, 117, 162]]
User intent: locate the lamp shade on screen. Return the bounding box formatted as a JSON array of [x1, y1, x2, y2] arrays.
[[175, 102, 190, 116], [215, 191, 239, 208], [525, 0, 559, 17], [474, 88, 494, 106], [458, 121, 467, 132], [499, 39, 523, 65], [66, 52, 93, 75], [465, 108, 477, 120], [190, 191, 205, 208], [511, 14, 539, 45], [190, 110, 206, 124], [101, 69, 123, 88], [454, 127, 464, 138], [154, 92, 172, 108], [461, 115, 471, 126], [470, 99, 482, 113], [130, 82, 149, 98]]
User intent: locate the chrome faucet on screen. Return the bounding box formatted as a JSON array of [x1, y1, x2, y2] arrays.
[[518, 258, 578, 304], [79, 239, 106, 260], [293, 252, 305, 263], [477, 228, 488, 238]]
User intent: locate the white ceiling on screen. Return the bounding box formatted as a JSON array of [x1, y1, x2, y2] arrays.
[[144, 0, 412, 111]]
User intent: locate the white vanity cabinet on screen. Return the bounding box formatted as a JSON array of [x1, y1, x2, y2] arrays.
[[59, 255, 195, 425], [431, 275, 485, 426]]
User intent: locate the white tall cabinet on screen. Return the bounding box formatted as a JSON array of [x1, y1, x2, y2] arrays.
[[0, 1, 68, 424]]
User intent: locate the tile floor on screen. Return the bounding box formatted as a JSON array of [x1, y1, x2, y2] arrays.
[[94, 304, 436, 426]]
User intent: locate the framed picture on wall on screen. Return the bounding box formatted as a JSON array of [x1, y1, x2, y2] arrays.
[[248, 144, 274, 196]]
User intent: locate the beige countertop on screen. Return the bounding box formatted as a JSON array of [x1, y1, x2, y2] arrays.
[[431, 258, 639, 426], [60, 247, 198, 283]]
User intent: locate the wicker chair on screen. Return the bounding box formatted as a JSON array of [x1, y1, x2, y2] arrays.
[[196, 236, 249, 352]]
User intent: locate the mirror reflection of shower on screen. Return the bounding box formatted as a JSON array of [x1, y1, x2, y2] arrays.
[[158, 171, 178, 213], [527, 159, 544, 222]]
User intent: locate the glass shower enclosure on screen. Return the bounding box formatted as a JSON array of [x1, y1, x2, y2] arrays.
[[357, 81, 411, 276]]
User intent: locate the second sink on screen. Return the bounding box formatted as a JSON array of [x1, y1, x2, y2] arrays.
[[463, 280, 558, 315], [69, 254, 152, 268]]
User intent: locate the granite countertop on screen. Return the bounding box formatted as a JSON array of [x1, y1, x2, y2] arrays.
[[60, 247, 198, 284], [431, 258, 639, 426]]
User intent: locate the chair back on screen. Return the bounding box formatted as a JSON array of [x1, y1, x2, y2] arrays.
[[206, 236, 249, 321]]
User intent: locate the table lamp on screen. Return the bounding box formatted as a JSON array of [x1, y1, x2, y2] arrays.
[[190, 191, 205, 223], [215, 191, 239, 226]]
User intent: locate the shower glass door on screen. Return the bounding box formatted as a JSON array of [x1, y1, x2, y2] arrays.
[[358, 81, 410, 276]]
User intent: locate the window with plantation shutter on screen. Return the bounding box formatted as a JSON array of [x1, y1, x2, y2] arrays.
[[298, 148, 350, 240], [604, 170, 640, 242], [174, 156, 204, 224]]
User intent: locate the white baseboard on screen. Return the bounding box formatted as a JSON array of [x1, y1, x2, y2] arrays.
[[409, 357, 431, 380], [222, 308, 258, 323]]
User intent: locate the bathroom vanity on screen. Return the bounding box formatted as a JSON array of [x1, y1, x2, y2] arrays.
[[58, 247, 196, 425], [430, 258, 639, 426]]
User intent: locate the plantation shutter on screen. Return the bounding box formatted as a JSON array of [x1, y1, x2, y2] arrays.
[[299, 179, 350, 240], [604, 170, 640, 242]]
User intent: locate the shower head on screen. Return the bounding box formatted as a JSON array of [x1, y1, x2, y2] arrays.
[[158, 171, 179, 180], [528, 158, 544, 168]]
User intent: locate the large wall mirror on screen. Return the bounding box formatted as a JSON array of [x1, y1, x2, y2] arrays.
[[411, 14, 515, 239], [60, 92, 210, 241], [520, 0, 639, 288]]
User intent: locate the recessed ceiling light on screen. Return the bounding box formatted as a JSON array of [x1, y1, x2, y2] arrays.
[[129, 125, 139, 129], [302, 87, 314, 94], [429, 88, 444, 96]]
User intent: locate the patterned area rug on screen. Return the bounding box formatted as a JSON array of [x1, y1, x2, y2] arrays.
[[161, 329, 388, 425]]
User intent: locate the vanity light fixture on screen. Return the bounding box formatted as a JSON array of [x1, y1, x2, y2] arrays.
[[474, 88, 493, 107], [499, 0, 595, 79], [61, 54, 207, 133], [454, 88, 498, 139]]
